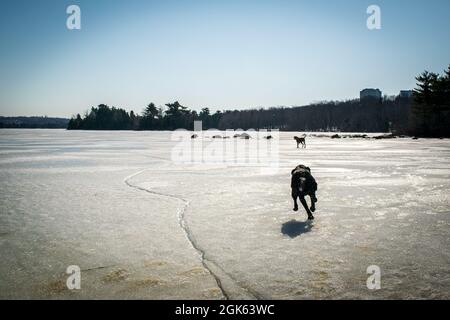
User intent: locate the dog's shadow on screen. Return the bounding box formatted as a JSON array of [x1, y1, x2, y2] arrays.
[[281, 219, 314, 238]]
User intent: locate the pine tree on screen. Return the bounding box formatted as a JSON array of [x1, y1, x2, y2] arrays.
[[411, 66, 450, 137], [412, 71, 438, 136], [143, 103, 159, 119]]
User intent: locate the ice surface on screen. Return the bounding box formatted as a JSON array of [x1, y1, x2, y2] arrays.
[[0, 129, 449, 299]]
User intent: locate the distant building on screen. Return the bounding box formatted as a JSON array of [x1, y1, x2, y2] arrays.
[[399, 90, 413, 98], [360, 88, 382, 100]]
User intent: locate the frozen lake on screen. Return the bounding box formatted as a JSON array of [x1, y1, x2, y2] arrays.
[[0, 129, 449, 299]]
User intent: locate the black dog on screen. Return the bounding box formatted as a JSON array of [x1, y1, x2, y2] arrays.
[[291, 165, 318, 220]]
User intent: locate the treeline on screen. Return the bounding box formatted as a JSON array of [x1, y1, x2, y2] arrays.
[[68, 65, 450, 137], [217, 98, 411, 133], [0, 116, 69, 129], [139, 102, 222, 130], [67, 98, 412, 133], [67, 102, 220, 131], [68, 105, 138, 130]]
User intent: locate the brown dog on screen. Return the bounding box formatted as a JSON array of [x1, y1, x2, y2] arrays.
[[291, 165, 318, 220], [294, 136, 306, 148]]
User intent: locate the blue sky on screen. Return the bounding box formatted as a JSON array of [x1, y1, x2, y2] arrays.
[[1, 0, 449, 117]]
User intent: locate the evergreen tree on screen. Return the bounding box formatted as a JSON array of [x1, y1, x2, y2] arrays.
[[143, 103, 159, 119], [411, 66, 450, 137]]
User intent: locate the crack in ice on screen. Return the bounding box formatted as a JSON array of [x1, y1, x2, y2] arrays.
[[124, 169, 233, 299]]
